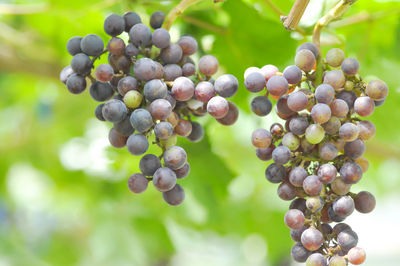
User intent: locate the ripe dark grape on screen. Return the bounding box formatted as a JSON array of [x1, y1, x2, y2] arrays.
[[337, 229, 358, 251], [295, 49, 316, 72], [117, 76, 138, 96], [129, 23, 152, 47], [315, 84, 335, 104], [125, 43, 140, 57], [149, 99, 172, 120], [175, 119, 192, 137], [162, 184, 185, 206], [104, 14, 125, 36], [340, 162, 363, 184], [244, 72, 266, 92], [128, 173, 148, 194], [130, 108, 154, 133], [301, 228, 323, 251], [303, 175, 323, 196], [283, 65, 302, 84], [95, 104, 106, 121], [109, 54, 131, 73], [126, 134, 149, 155], [366, 79, 388, 101], [339, 122, 359, 142], [153, 167, 177, 192], [290, 226, 308, 242], [290, 198, 307, 213], [291, 243, 311, 263], [214, 74, 238, 98], [160, 43, 183, 64], [67, 36, 82, 56], [174, 163, 190, 179], [186, 122, 204, 142], [311, 103, 331, 124], [354, 96, 375, 117], [114, 116, 134, 136], [207, 96, 229, 119], [357, 120, 376, 141], [154, 122, 174, 140], [289, 167, 308, 187], [331, 178, 351, 196], [107, 37, 126, 56], [66, 74, 87, 94], [251, 129, 272, 148], [123, 11, 141, 32], [89, 81, 114, 102], [354, 191, 376, 213], [306, 253, 327, 266], [255, 145, 275, 161], [319, 142, 338, 161], [336, 90, 357, 109], [150, 11, 165, 29], [182, 63, 196, 77], [341, 58, 359, 76], [266, 75, 288, 97], [333, 195, 355, 217], [60, 65, 74, 84], [288, 116, 308, 136], [272, 145, 291, 165], [177, 36, 198, 56], [171, 77, 195, 101], [163, 146, 187, 170], [278, 182, 297, 201], [163, 64, 182, 81], [323, 70, 345, 91], [217, 101, 239, 126], [344, 139, 365, 159], [95, 64, 114, 82], [134, 58, 158, 81], [297, 42, 319, 58], [198, 55, 219, 76], [139, 154, 162, 176], [265, 163, 286, 183], [251, 96, 272, 116], [71, 53, 93, 76], [80, 34, 104, 56], [108, 127, 128, 148], [287, 91, 308, 112], [284, 209, 305, 229], [144, 79, 168, 102], [151, 28, 170, 49], [318, 163, 337, 184], [195, 81, 215, 103], [330, 99, 349, 118], [102, 99, 127, 123]]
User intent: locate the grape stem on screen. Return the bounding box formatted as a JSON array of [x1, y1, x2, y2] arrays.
[[163, 0, 205, 30], [281, 0, 310, 31]]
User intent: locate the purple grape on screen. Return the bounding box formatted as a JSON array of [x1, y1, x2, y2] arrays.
[[177, 36, 198, 56], [245, 72, 266, 92], [283, 65, 302, 84], [163, 146, 187, 170], [303, 175, 323, 196], [162, 184, 185, 206], [160, 43, 183, 64], [128, 173, 148, 193], [139, 154, 161, 176], [171, 77, 195, 101], [267, 75, 288, 97], [126, 134, 149, 155], [129, 23, 152, 47], [265, 163, 286, 183], [214, 74, 239, 98], [153, 167, 177, 192]]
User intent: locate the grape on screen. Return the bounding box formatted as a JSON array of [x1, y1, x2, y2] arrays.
[[328, 255, 347, 266], [174, 163, 190, 179], [133, 58, 158, 81], [195, 81, 216, 103], [355, 157, 369, 173], [266, 75, 288, 97], [317, 163, 337, 184], [340, 162, 363, 184], [66, 74, 87, 94], [207, 96, 229, 119], [282, 132, 300, 151], [95, 104, 105, 121], [278, 182, 297, 201], [306, 253, 327, 266], [260, 64, 279, 80], [323, 70, 345, 91], [333, 223, 352, 235], [109, 54, 131, 73], [217, 101, 239, 126], [341, 58, 359, 76], [277, 94, 296, 117], [290, 226, 308, 242], [125, 43, 140, 57], [127, 173, 148, 193], [177, 36, 198, 56], [289, 116, 309, 135], [123, 11, 141, 32], [71, 53, 93, 76], [129, 109, 154, 134], [301, 138, 315, 154], [154, 121, 174, 140], [67, 36, 82, 56], [163, 64, 182, 81], [311, 103, 331, 124], [114, 116, 135, 136], [306, 196, 324, 213], [303, 175, 323, 196], [244, 72, 266, 92], [251, 96, 272, 116], [265, 163, 286, 183], [333, 195, 355, 217], [107, 37, 125, 56], [291, 243, 311, 263], [297, 42, 319, 58], [175, 119, 192, 137], [162, 184, 185, 206], [244, 67, 261, 79], [270, 123, 284, 137], [126, 134, 149, 155], [104, 14, 125, 36], [163, 146, 187, 170], [139, 154, 161, 176], [251, 129, 272, 148], [153, 167, 177, 192], [151, 28, 170, 49], [80, 34, 104, 56], [211, 74, 238, 98], [129, 23, 152, 47], [347, 247, 366, 265], [149, 99, 172, 121], [305, 124, 325, 144], [90, 80, 115, 101], [287, 91, 308, 112], [336, 90, 357, 109], [357, 120, 376, 141], [301, 228, 323, 251], [344, 139, 365, 159], [326, 48, 345, 67], [170, 77, 194, 101], [315, 84, 335, 104], [108, 128, 128, 148], [198, 55, 219, 76], [330, 99, 349, 118], [187, 122, 204, 142], [123, 90, 142, 108], [339, 122, 358, 142], [95, 64, 114, 82], [290, 198, 307, 213], [60, 65, 74, 84], [289, 166, 308, 187], [331, 178, 351, 196], [354, 191, 376, 213], [366, 79, 388, 101], [144, 79, 168, 102], [319, 142, 338, 160], [102, 99, 127, 123], [283, 65, 302, 84], [160, 43, 183, 64], [337, 229, 358, 251], [272, 145, 291, 165], [150, 11, 165, 29], [255, 145, 275, 161], [182, 63, 196, 77], [117, 76, 138, 96], [284, 209, 305, 229], [295, 49, 316, 72], [354, 96, 375, 117]]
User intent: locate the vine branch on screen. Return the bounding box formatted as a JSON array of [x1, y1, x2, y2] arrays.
[[163, 0, 204, 30], [281, 0, 310, 31]]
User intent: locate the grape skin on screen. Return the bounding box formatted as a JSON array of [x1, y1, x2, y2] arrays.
[[326, 48, 345, 67], [163, 146, 187, 170], [255, 145, 275, 161], [207, 96, 229, 119], [195, 81, 215, 103], [80, 34, 104, 56], [357, 120, 376, 141], [278, 182, 297, 201], [266, 75, 289, 97], [214, 74, 239, 98], [341, 58, 359, 76], [153, 167, 177, 192], [175, 119, 192, 137], [102, 99, 127, 123], [67, 36, 82, 56], [144, 79, 168, 102], [303, 175, 323, 196], [260, 64, 279, 80], [347, 247, 366, 265], [295, 49, 316, 72], [315, 84, 335, 104], [163, 64, 182, 81], [306, 253, 327, 266], [354, 191, 376, 213], [265, 163, 286, 183], [174, 163, 190, 179], [301, 228, 323, 251], [107, 37, 126, 56], [95, 64, 114, 82], [108, 128, 128, 148], [154, 121, 174, 140], [354, 96, 375, 117], [305, 124, 325, 144], [323, 70, 345, 91], [71, 53, 93, 76], [216, 101, 239, 126], [283, 65, 302, 84], [344, 139, 366, 159], [134, 58, 158, 81], [251, 129, 272, 148], [160, 43, 183, 64], [171, 77, 194, 101], [130, 108, 154, 133], [291, 243, 311, 263], [117, 76, 138, 96], [95, 104, 105, 121], [289, 116, 309, 135], [186, 122, 204, 142], [66, 74, 87, 94], [330, 99, 349, 118], [319, 142, 338, 161], [139, 154, 161, 176], [89, 81, 114, 102], [123, 11, 141, 32], [337, 229, 358, 251], [128, 173, 148, 194], [245, 72, 266, 92], [289, 167, 308, 187], [123, 90, 142, 108], [331, 178, 351, 196], [177, 36, 198, 56], [182, 63, 196, 77], [149, 99, 172, 121], [287, 91, 308, 112], [114, 116, 135, 136], [282, 132, 300, 151], [311, 103, 331, 124], [336, 90, 357, 109], [276, 95, 296, 117], [198, 55, 219, 76], [126, 134, 149, 155], [150, 11, 165, 29], [152, 28, 170, 49], [333, 195, 355, 217], [129, 23, 152, 47], [284, 209, 305, 229], [339, 122, 359, 142], [366, 79, 388, 101], [272, 145, 291, 165], [317, 163, 337, 184], [340, 162, 363, 184], [251, 96, 272, 116], [162, 184, 185, 206], [125, 43, 140, 57], [104, 14, 125, 36], [297, 42, 319, 58]]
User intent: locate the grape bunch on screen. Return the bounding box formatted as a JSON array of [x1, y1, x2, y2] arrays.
[[244, 42, 387, 265], [60, 11, 239, 206]]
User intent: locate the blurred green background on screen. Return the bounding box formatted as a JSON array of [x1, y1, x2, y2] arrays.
[[1, 0, 400, 265]]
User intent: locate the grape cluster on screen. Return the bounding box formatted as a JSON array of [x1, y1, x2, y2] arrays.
[[245, 42, 387, 265], [60, 11, 239, 206]]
